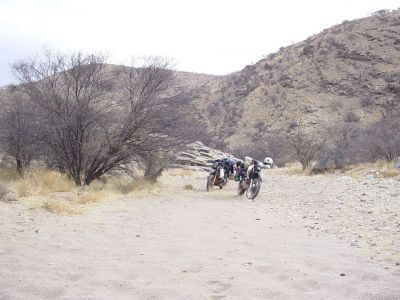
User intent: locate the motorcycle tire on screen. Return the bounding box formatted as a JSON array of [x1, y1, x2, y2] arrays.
[[246, 179, 262, 200]]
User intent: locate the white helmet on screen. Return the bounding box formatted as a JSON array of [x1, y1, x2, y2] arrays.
[[264, 157, 273, 168]]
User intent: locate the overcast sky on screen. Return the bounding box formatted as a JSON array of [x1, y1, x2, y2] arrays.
[[0, 0, 399, 86]]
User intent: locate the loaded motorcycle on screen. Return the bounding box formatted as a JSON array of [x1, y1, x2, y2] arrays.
[[206, 160, 228, 191], [238, 160, 264, 199]]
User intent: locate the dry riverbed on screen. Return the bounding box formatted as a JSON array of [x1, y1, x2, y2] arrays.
[[0, 168, 399, 299]]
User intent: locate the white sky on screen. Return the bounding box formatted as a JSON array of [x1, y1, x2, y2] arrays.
[[0, 0, 399, 86]]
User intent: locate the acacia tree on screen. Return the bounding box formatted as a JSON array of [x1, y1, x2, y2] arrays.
[[0, 88, 37, 174], [113, 57, 189, 182], [12, 51, 184, 185]]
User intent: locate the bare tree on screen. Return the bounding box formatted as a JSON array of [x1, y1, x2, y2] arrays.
[[312, 123, 362, 173], [262, 132, 293, 167], [0, 87, 37, 174], [365, 120, 400, 161], [12, 50, 184, 185], [114, 57, 190, 181], [288, 122, 325, 170]]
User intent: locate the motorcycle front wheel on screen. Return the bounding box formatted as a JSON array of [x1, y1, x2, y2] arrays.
[[246, 179, 262, 199]]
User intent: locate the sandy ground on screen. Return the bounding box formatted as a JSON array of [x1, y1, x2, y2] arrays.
[[1, 169, 400, 299]]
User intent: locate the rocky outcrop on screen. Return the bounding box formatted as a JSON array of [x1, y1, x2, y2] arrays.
[[173, 141, 236, 169]]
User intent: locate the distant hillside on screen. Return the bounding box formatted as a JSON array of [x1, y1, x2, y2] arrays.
[[184, 9, 400, 148]]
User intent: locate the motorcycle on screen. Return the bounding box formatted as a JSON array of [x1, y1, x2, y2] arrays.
[[206, 162, 227, 192], [238, 160, 264, 199]]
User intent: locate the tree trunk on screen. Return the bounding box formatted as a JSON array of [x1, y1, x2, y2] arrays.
[[144, 158, 164, 183], [301, 160, 310, 170], [16, 156, 23, 175]]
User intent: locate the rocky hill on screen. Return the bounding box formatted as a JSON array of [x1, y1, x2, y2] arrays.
[[184, 9, 400, 149]]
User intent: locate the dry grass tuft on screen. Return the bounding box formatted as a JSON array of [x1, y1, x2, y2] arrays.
[[17, 169, 75, 197], [343, 161, 400, 179], [76, 191, 107, 204], [183, 184, 194, 190], [6, 167, 164, 213], [0, 168, 20, 182], [276, 165, 311, 175], [75, 177, 158, 204], [111, 179, 136, 194], [0, 183, 8, 201], [43, 199, 77, 215], [115, 178, 157, 193], [133, 179, 157, 191], [169, 168, 194, 177], [380, 169, 400, 178]]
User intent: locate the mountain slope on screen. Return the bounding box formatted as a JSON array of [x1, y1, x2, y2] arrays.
[[186, 9, 400, 148]]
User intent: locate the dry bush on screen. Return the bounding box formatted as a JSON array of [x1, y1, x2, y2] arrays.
[[312, 124, 360, 174], [365, 120, 400, 161], [313, 120, 400, 175]]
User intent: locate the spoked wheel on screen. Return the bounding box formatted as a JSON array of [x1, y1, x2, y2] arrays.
[[238, 182, 246, 196], [206, 175, 215, 192], [246, 179, 262, 200]]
